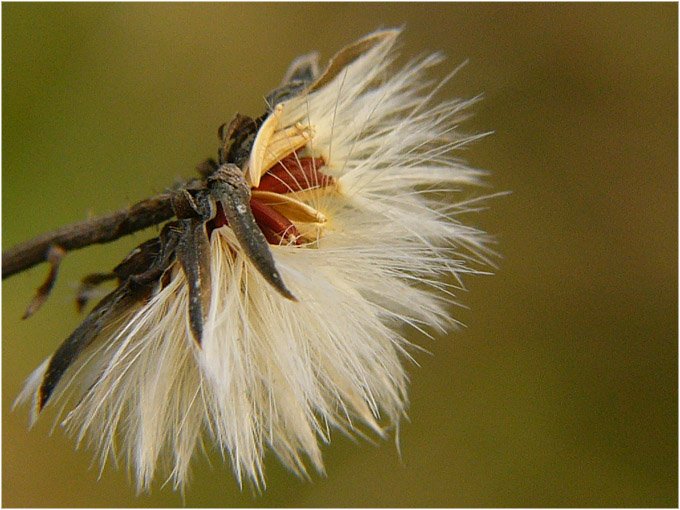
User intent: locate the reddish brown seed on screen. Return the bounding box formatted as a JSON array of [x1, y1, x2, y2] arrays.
[[258, 225, 282, 245], [207, 202, 229, 233], [208, 198, 302, 245], [257, 154, 332, 194], [249, 197, 302, 245]]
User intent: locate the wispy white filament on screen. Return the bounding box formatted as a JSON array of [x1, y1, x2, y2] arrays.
[[17, 30, 493, 492]]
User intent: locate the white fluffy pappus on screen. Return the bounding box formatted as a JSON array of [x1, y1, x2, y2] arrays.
[[16, 29, 494, 492]]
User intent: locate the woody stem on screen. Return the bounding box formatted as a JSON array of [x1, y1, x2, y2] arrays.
[[2, 193, 175, 279]]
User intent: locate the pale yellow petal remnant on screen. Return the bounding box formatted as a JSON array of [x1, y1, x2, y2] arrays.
[[247, 104, 313, 188], [251, 190, 327, 224], [306, 29, 400, 94]]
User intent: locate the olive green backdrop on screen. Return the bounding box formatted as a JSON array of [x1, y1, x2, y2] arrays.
[[2, 3, 677, 507]]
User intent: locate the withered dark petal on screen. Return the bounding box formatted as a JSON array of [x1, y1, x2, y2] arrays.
[[39, 280, 150, 410], [39, 225, 181, 410], [176, 218, 212, 345], [210, 164, 297, 301]]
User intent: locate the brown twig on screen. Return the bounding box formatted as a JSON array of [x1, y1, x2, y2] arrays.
[[2, 193, 175, 279]]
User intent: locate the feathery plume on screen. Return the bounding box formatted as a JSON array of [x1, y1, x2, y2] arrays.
[[16, 29, 493, 492]]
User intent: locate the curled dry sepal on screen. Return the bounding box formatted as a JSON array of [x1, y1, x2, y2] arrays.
[[10, 29, 495, 492]]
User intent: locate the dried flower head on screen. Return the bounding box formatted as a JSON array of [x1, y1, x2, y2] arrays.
[[15, 29, 493, 492]]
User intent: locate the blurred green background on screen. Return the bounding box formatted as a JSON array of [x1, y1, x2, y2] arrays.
[[2, 3, 677, 507]]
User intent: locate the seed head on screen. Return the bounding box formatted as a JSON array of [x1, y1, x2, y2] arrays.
[[16, 29, 494, 492]]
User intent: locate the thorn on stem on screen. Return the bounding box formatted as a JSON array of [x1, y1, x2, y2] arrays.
[[75, 272, 118, 313], [22, 245, 66, 319]]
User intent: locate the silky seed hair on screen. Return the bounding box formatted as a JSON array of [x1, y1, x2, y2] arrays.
[[16, 29, 494, 492]]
